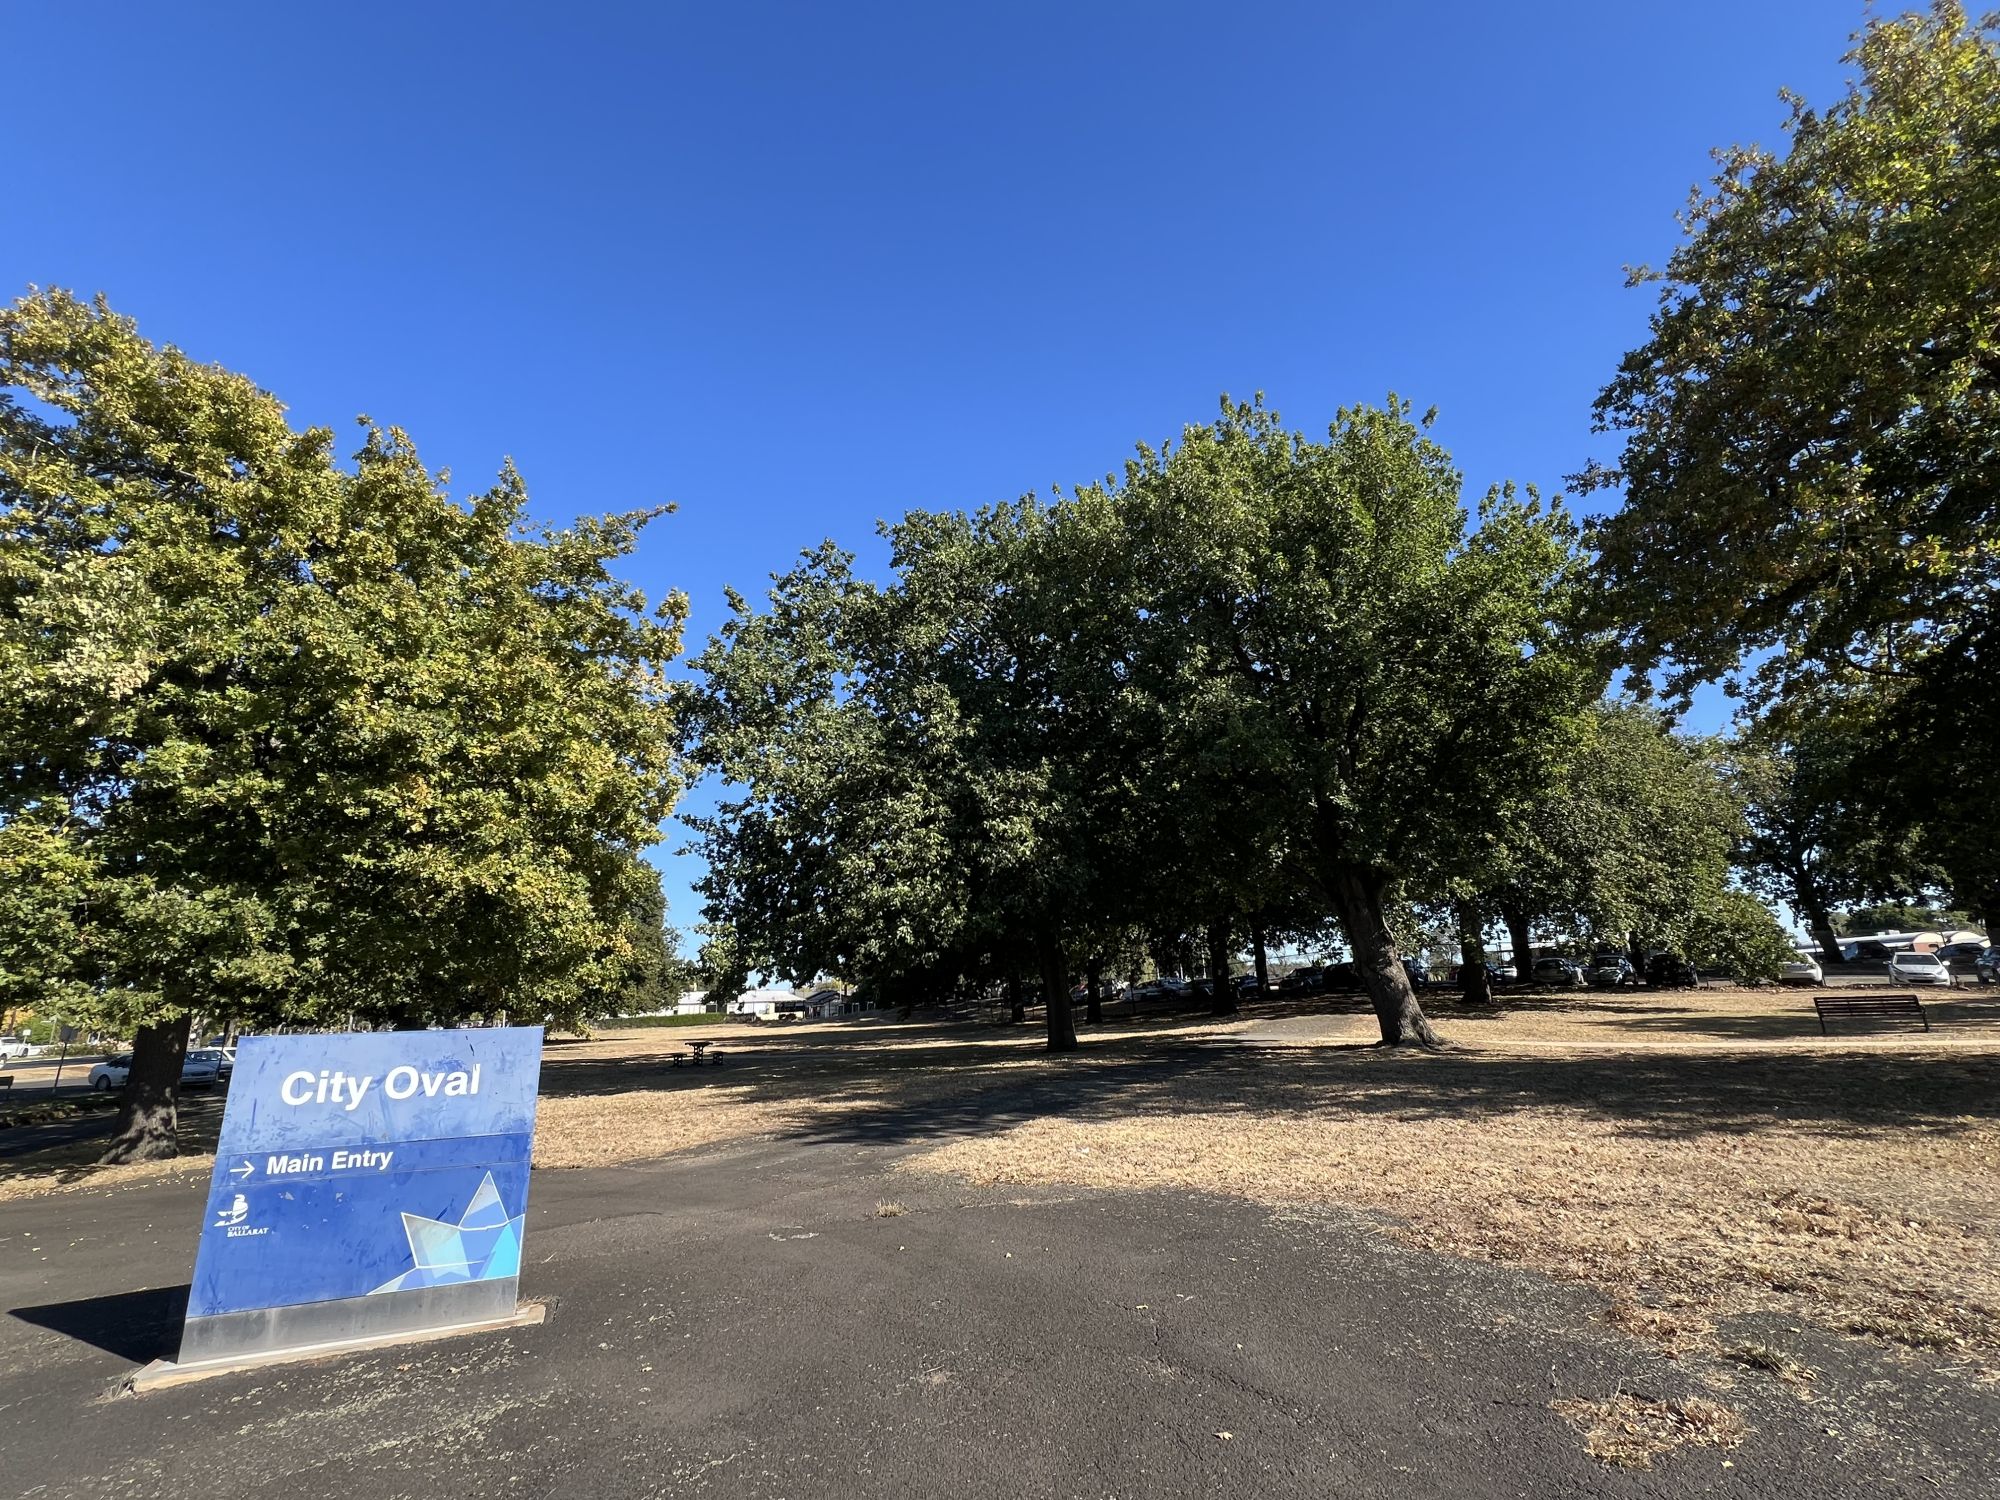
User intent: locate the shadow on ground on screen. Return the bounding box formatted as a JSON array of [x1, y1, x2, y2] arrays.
[[538, 992, 2000, 1152], [11, 1283, 189, 1363]]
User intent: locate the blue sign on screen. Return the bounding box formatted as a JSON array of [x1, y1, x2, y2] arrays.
[[185, 1027, 543, 1345]]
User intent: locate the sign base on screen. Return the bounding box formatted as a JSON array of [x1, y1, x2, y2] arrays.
[[126, 1299, 546, 1395], [181, 1274, 525, 1366]]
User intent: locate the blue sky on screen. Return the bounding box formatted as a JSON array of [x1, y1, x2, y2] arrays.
[[7, 2, 1865, 942]]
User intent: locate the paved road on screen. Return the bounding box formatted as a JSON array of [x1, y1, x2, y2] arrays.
[[2, 1135, 1993, 1499], [0, 1052, 114, 1103]]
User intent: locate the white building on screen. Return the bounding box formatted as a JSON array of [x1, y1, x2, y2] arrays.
[[726, 988, 792, 1019]]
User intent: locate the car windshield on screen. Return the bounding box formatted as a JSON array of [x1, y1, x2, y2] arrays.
[[1898, 954, 1942, 967]]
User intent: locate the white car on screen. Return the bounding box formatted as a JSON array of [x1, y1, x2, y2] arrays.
[[88, 1054, 132, 1090], [1886, 951, 1955, 988], [0, 1036, 35, 1060], [1780, 952, 1823, 985], [88, 1051, 223, 1090]]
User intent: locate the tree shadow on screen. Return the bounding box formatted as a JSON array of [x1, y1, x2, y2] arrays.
[[0, 1093, 225, 1166], [539, 1002, 2000, 1154], [10, 1284, 188, 1364]]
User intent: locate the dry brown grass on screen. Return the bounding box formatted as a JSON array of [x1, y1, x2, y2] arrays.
[[1551, 1393, 1750, 1469], [0, 1155, 212, 1203], [902, 991, 2000, 1368], [7, 990, 1998, 1387], [533, 1086, 800, 1169]]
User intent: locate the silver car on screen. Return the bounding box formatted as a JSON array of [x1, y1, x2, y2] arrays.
[[189, 1046, 234, 1083], [1532, 957, 1587, 989]]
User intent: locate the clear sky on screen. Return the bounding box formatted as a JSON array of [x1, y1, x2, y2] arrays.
[[7, 2, 1866, 943]]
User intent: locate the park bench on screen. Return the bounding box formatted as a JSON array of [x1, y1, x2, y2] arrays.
[[0, 1074, 12, 1098], [1813, 992, 1929, 1035]]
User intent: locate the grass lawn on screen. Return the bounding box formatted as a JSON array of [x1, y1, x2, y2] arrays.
[[6, 986, 1996, 1385]]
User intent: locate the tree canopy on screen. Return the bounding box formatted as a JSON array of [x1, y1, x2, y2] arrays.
[[687, 397, 1605, 1047], [1584, 1, 2000, 709], [0, 289, 685, 1156]]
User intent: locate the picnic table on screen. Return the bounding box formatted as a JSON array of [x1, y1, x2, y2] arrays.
[[673, 1039, 723, 1067]]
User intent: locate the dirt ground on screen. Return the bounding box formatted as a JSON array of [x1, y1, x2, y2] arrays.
[[6, 987, 1997, 1391]]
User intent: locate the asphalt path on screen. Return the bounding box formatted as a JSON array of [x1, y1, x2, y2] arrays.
[[1, 1134, 1994, 1499]]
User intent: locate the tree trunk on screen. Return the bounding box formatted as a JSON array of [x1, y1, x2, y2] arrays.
[[1252, 925, 1270, 995], [1324, 864, 1440, 1047], [100, 1014, 191, 1163], [1007, 966, 1025, 1025], [1503, 908, 1535, 985], [1037, 928, 1078, 1053], [1795, 871, 1844, 967], [1206, 921, 1236, 1014], [1085, 960, 1103, 1025], [1455, 901, 1492, 1004]]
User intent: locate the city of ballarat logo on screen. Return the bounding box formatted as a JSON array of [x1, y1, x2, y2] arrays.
[[213, 1192, 270, 1238]]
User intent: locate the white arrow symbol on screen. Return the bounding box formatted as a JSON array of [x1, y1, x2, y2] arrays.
[[230, 1160, 255, 1180]]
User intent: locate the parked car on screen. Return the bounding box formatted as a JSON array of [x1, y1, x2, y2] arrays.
[[1234, 973, 1266, 995], [1779, 951, 1824, 986], [88, 1051, 222, 1090], [1939, 940, 1989, 962], [1531, 956, 1586, 989], [1276, 967, 1325, 996], [1979, 948, 2000, 986], [1886, 951, 1955, 988], [1324, 961, 1361, 990], [0, 1035, 35, 1060], [1645, 952, 1700, 988], [1841, 939, 1898, 963], [1402, 958, 1429, 988], [88, 1054, 131, 1090], [1586, 951, 1636, 988], [181, 1050, 222, 1087], [1445, 962, 1510, 988], [189, 1046, 234, 1082]]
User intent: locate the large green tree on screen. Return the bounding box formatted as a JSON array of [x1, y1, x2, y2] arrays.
[[1584, 4, 2000, 937], [1722, 703, 1948, 961], [1479, 704, 1745, 971], [1583, 2, 2000, 708], [0, 290, 683, 1157], [683, 545, 980, 1018], [685, 495, 1163, 1051], [690, 397, 1595, 1048], [1102, 397, 1597, 1045]]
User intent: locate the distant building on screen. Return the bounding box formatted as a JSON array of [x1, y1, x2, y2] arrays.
[[725, 989, 791, 1019]]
